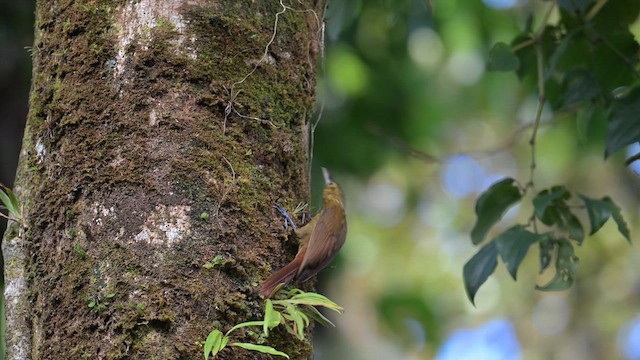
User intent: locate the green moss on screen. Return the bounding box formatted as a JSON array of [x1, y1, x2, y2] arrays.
[[155, 17, 176, 32]]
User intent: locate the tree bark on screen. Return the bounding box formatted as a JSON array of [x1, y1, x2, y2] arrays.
[[4, 0, 324, 358]]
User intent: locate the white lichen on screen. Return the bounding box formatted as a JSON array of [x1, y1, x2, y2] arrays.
[[133, 204, 191, 247], [113, 0, 202, 79], [35, 138, 46, 163]]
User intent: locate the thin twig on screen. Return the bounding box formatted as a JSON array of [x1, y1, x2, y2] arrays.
[[366, 123, 441, 164], [512, 1, 556, 53], [527, 39, 547, 192], [230, 1, 288, 91], [212, 157, 237, 225], [232, 108, 277, 128], [367, 119, 554, 166], [585, 0, 608, 22]]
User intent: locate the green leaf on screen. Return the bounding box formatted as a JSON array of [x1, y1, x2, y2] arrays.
[[231, 343, 289, 358], [73, 244, 88, 259], [279, 292, 344, 313], [580, 195, 610, 234], [579, 195, 631, 241], [263, 300, 281, 336], [532, 186, 569, 223], [605, 88, 640, 158], [300, 305, 335, 327], [204, 329, 224, 360], [463, 241, 498, 305], [0, 184, 21, 220], [609, 199, 631, 242], [533, 187, 585, 243], [536, 239, 580, 291], [285, 304, 307, 340], [471, 178, 522, 245], [563, 211, 585, 244], [281, 319, 295, 339], [559, 69, 600, 108], [539, 238, 554, 273], [487, 42, 520, 72], [494, 225, 546, 280], [225, 321, 265, 336]]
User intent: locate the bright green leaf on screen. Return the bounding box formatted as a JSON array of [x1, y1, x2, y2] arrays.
[[231, 343, 289, 358], [263, 300, 281, 336], [536, 239, 579, 291], [300, 305, 335, 327], [471, 178, 522, 245], [487, 42, 520, 72], [226, 321, 264, 336], [463, 242, 498, 305], [220, 336, 229, 351], [285, 304, 306, 340], [282, 292, 344, 313], [204, 329, 224, 360], [0, 184, 21, 220], [494, 225, 547, 280]]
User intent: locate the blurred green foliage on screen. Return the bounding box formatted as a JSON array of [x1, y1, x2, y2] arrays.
[[313, 0, 640, 359]]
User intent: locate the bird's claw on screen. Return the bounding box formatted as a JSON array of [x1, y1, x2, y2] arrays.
[[274, 203, 298, 231]]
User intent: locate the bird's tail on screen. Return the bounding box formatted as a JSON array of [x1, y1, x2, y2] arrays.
[[259, 256, 302, 297]]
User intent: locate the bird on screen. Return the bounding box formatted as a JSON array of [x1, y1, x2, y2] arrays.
[[259, 168, 347, 297]]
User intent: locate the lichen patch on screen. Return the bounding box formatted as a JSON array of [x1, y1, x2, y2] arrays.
[[114, 0, 204, 79], [35, 138, 46, 163], [133, 204, 192, 247]]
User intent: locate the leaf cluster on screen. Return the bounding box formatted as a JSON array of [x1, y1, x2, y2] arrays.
[[464, 178, 630, 304], [0, 183, 21, 223], [203, 290, 343, 359], [488, 1, 640, 159]]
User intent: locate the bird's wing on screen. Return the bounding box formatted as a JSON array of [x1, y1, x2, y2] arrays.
[[296, 205, 347, 282]]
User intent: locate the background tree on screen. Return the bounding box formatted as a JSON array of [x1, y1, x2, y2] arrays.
[[3, 0, 324, 358]]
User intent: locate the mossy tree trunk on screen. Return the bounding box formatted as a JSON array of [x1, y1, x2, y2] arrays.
[[3, 0, 324, 358]]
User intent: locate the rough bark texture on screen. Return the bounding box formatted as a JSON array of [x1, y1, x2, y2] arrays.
[[4, 0, 324, 358]]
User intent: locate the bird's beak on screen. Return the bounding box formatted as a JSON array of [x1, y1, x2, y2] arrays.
[[321, 167, 334, 185]]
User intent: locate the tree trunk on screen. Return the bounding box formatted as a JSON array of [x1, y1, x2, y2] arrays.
[[4, 0, 324, 358]]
